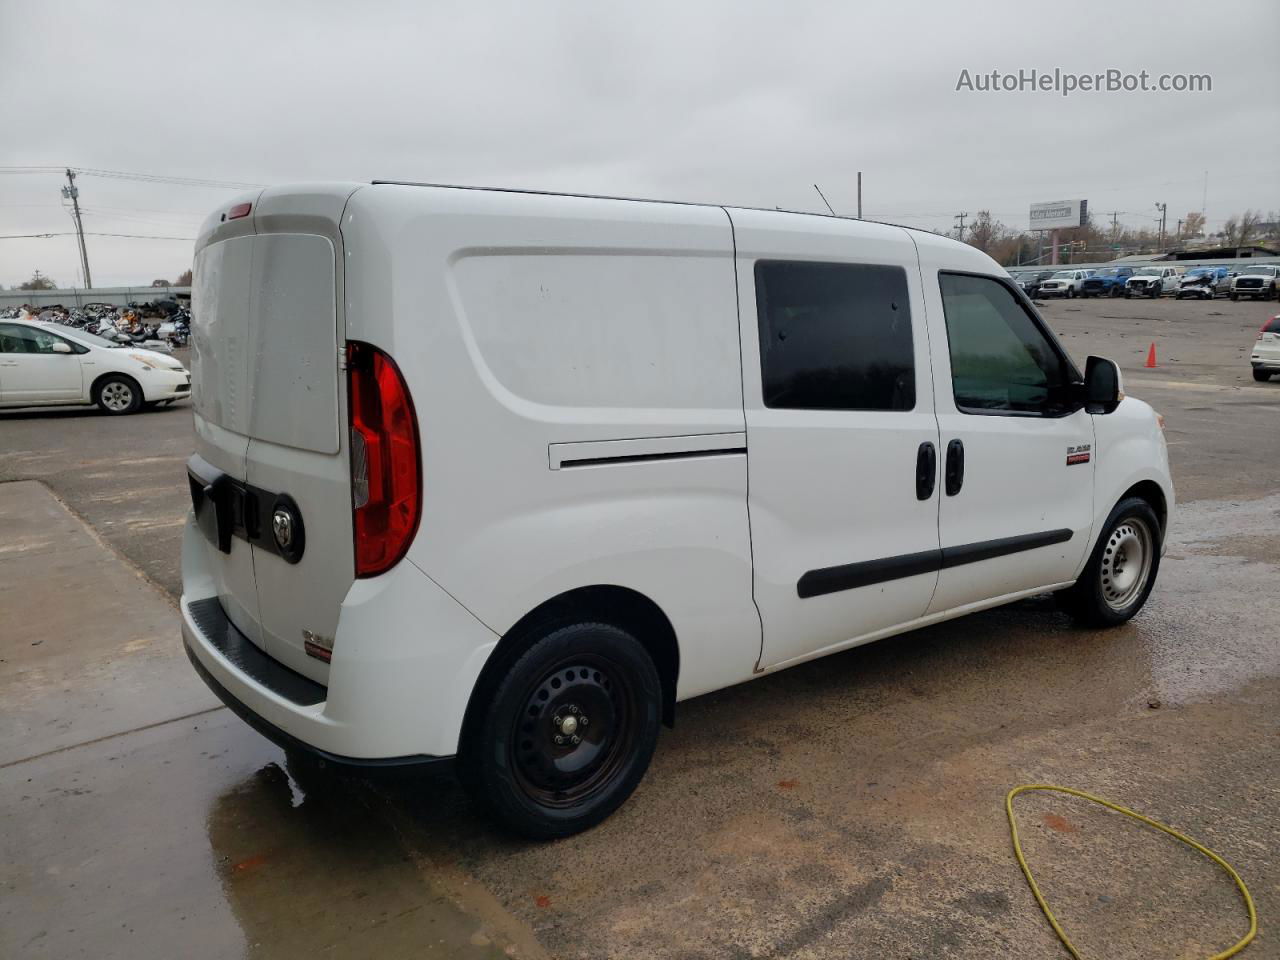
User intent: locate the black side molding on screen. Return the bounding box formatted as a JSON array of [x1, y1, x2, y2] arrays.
[[559, 447, 746, 469], [797, 528, 1074, 599], [798, 548, 940, 599], [940, 528, 1072, 568]]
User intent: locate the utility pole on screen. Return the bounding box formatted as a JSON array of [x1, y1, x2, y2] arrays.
[[856, 171, 862, 220], [1155, 201, 1167, 253], [953, 212, 968, 240], [62, 169, 92, 289], [813, 183, 835, 215]]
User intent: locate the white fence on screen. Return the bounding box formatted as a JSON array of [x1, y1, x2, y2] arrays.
[[0, 286, 191, 309]]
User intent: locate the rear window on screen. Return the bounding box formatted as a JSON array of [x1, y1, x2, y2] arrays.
[[754, 261, 915, 411]]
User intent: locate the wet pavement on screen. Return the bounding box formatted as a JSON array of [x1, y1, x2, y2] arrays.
[[2, 298, 1278, 958]]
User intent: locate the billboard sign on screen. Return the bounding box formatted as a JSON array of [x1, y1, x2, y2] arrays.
[[1030, 199, 1088, 231]]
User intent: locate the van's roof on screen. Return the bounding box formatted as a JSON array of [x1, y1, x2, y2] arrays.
[[198, 179, 984, 265], [370, 179, 967, 247]]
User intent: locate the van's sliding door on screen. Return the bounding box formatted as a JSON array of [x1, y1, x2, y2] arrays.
[[729, 210, 941, 670]]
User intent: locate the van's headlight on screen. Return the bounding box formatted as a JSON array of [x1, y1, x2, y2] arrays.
[[128, 353, 155, 370]]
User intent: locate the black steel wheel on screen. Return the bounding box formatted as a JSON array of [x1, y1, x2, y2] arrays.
[[460, 622, 661, 839]]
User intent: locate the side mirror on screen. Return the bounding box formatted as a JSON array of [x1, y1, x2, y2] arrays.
[[1083, 356, 1122, 414], [50, 342, 73, 354]]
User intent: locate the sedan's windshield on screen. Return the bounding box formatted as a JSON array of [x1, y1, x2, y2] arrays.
[[39, 322, 120, 348], [1185, 268, 1213, 277]]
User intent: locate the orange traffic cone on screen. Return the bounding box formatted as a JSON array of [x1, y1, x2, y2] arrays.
[[1145, 342, 1157, 368]]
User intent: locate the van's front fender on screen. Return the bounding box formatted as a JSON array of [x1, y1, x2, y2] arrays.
[[1079, 396, 1175, 575]]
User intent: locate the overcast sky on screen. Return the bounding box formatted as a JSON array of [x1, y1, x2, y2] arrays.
[[2, 0, 1278, 288]]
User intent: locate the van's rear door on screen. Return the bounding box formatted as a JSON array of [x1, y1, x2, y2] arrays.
[[191, 184, 361, 684], [190, 205, 262, 647]]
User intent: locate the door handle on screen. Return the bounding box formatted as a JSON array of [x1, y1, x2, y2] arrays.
[[915, 442, 936, 500], [945, 439, 965, 496]]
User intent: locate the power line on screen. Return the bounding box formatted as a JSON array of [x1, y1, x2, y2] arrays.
[[0, 231, 195, 240], [0, 165, 261, 189]]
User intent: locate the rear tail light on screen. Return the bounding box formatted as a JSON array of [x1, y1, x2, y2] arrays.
[[347, 341, 421, 578]]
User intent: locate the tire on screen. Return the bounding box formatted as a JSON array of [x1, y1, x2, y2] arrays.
[[1058, 497, 1162, 627], [1067, 287, 1076, 299], [1229, 293, 1238, 301], [1254, 369, 1271, 382], [94, 375, 142, 415], [459, 622, 662, 839]]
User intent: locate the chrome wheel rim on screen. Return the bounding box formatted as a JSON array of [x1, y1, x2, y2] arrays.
[[101, 382, 132, 411], [1100, 518, 1153, 611]]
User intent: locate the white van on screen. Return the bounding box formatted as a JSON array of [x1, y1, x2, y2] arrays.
[[181, 183, 1173, 837]]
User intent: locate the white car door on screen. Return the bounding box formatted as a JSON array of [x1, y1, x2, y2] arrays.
[[0, 323, 85, 404], [730, 210, 941, 670], [920, 269, 1096, 614]]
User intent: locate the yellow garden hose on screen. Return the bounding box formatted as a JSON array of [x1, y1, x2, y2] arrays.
[[1006, 784, 1257, 959]]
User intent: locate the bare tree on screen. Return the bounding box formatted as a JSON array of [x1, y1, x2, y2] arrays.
[[1183, 211, 1205, 238], [1223, 210, 1263, 246], [965, 210, 1005, 254], [19, 271, 56, 290], [176, 268, 193, 286]]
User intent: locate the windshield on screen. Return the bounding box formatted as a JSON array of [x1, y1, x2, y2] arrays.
[[40, 322, 121, 348], [1094, 268, 1122, 277], [1242, 265, 1279, 275], [1133, 268, 1162, 276], [1050, 271, 1074, 279], [1185, 268, 1212, 277]]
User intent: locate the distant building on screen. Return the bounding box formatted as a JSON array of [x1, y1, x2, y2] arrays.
[[1168, 244, 1278, 261]]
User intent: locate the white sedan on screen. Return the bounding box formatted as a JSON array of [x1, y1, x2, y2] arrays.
[[0, 319, 190, 414]]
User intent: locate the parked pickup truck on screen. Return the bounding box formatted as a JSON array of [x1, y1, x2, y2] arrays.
[[1081, 267, 1135, 298], [1229, 264, 1279, 301], [1125, 266, 1180, 298]]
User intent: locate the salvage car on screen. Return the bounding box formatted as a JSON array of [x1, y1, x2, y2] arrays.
[[1252, 314, 1280, 381], [1036, 268, 1092, 298], [0, 319, 190, 414], [1176, 266, 1233, 300], [1081, 266, 1135, 298], [1125, 266, 1180, 298], [181, 182, 1174, 838], [1229, 264, 1279, 301]]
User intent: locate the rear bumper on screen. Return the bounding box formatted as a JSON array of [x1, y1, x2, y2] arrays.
[[181, 512, 501, 760], [185, 639, 452, 775]]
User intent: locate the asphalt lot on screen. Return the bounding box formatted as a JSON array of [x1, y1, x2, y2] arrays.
[[2, 295, 1278, 959]]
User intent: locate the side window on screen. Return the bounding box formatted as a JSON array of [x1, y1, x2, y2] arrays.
[[754, 261, 915, 411], [0, 324, 71, 354], [0, 323, 52, 354], [938, 273, 1074, 416]]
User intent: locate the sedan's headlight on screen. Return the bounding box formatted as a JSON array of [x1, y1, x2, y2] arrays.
[[128, 353, 156, 370]]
